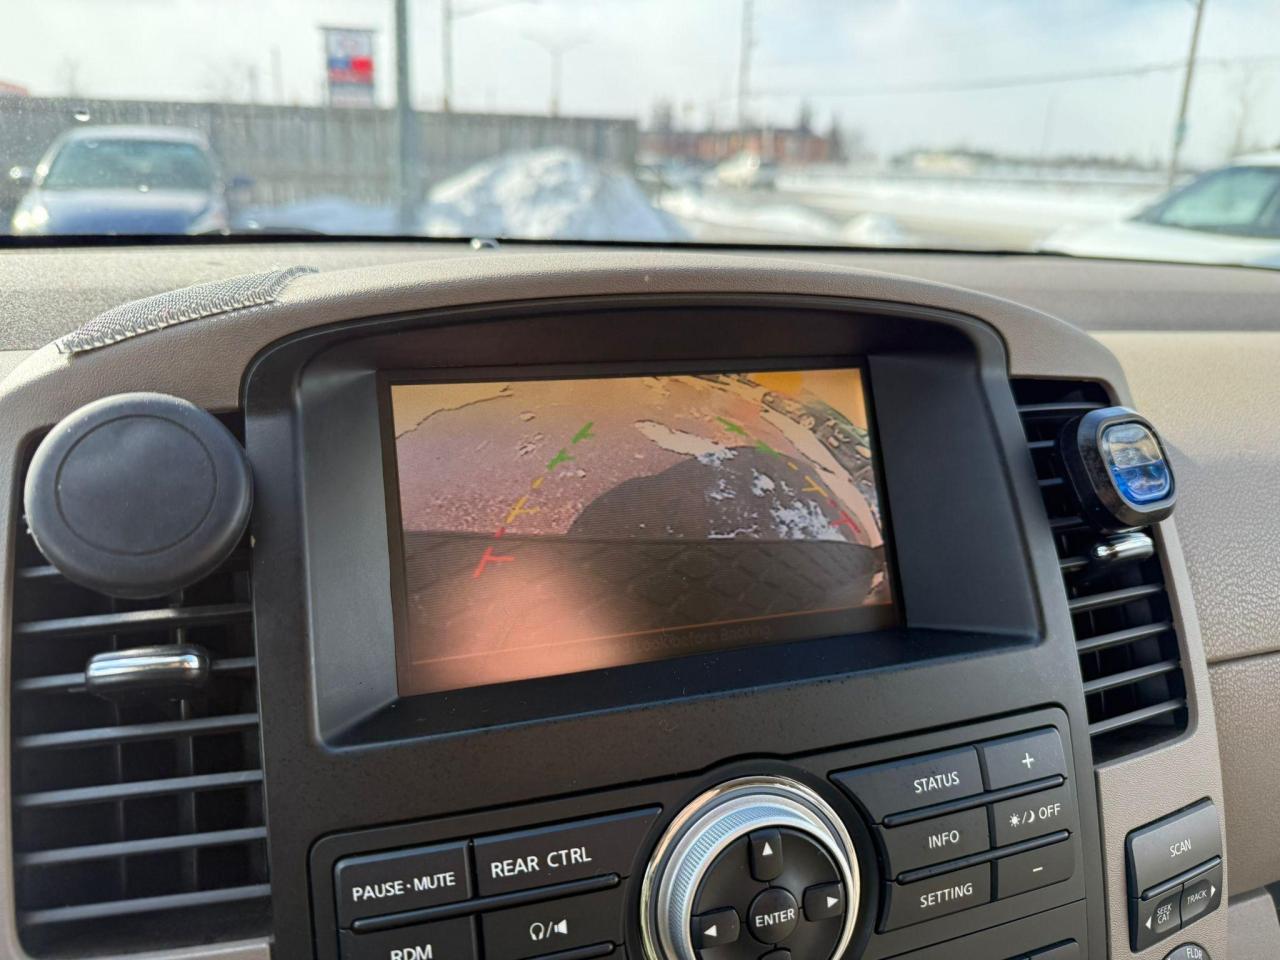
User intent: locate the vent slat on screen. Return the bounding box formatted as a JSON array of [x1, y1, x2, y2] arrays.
[[14, 656, 257, 695], [17, 827, 268, 867], [1013, 379, 1187, 763], [1082, 659, 1181, 695], [1015, 401, 1106, 418], [1087, 698, 1187, 737], [1076, 622, 1173, 655], [20, 884, 272, 927], [1067, 582, 1163, 615], [11, 412, 270, 956], [16, 712, 258, 751], [15, 602, 251, 639], [16, 769, 264, 810]]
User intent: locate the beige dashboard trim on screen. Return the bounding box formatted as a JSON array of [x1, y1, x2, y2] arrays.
[[0, 252, 1224, 959]]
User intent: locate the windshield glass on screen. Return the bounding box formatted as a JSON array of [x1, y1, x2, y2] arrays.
[[42, 139, 216, 192], [2, 0, 1278, 267]]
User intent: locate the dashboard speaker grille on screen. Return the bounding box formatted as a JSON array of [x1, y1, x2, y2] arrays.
[[1012, 380, 1188, 763], [10, 415, 270, 957]]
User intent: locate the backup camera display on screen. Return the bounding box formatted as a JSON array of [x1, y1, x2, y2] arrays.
[[388, 369, 893, 696]]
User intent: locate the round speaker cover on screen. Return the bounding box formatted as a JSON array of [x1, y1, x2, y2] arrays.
[[24, 393, 252, 599]]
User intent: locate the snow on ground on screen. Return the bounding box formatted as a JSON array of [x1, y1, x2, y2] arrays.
[[237, 148, 686, 241], [657, 186, 913, 246], [420, 148, 686, 242]]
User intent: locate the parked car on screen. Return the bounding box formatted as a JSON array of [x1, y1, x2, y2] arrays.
[[1041, 153, 1280, 266], [711, 151, 778, 190], [10, 125, 231, 235]]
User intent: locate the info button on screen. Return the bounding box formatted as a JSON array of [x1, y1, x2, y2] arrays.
[[335, 841, 471, 927], [474, 807, 660, 896]]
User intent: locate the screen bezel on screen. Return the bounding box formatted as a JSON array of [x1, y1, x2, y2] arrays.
[[377, 357, 901, 702]]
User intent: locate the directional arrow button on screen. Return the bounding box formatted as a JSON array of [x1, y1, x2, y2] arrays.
[[802, 882, 845, 921], [750, 829, 784, 881], [693, 908, 740, 950]]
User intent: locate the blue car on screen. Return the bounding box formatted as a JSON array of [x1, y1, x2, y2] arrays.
[[10, 125, 230, 235]]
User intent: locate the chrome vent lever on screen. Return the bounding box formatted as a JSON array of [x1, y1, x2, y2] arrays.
[[85, 644, 211, 701]]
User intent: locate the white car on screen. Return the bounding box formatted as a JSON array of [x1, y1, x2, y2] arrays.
[[1041, 153, 1280, 266], [711, 152, 778, 190]]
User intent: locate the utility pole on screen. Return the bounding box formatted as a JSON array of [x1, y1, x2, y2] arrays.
[[736, 0, 754, 130], [1167, 0, 1206, 189], [394, 0, 420, 233], [524, 34, 583, 117], [442, 0, 454, 111]]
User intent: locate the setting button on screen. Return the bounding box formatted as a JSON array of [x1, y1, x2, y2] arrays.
[[979, 728, 1068, 790], [746, 888, 799, 944], [833, 747, 983, 821], [879, 807, 989, 876], [480, 887, 623, 960], [334, 841, 471, 926], [693, 908, 740, 949], [339, 916, 476, 960], [881, 863, 991, 931], [474, 807, 659, 896], [991, 783, 1075, 847]]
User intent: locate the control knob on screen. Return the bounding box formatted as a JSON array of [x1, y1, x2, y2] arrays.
[[641, 777, 860, 960]]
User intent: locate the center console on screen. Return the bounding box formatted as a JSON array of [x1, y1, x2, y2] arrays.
[[229, 279, 1222, 960]]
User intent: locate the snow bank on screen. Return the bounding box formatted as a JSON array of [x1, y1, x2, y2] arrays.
[[421, 148, 686, 242], [235, 196, 397, 235]]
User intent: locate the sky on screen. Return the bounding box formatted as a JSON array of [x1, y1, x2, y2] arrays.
[[4, 0, 1280, 166]]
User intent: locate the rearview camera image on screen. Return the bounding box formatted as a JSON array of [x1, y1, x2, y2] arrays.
[[389, 369, 892, 696]]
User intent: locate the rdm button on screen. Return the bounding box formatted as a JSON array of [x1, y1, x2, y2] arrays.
[[474, 808, 659, 896], [340, 916, 476, 960]]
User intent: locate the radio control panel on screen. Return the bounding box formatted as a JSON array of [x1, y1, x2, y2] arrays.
[[309, 710, 1092, 960]]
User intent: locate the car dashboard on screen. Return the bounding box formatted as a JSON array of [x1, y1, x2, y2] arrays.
[[0, 246, 1277, 960]]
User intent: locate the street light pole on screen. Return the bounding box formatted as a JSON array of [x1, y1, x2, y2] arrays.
[[441, 0, 454, 111], [1166, 0, 1206, 189], [394, 0, 419, 232], [736, 0, 754, 130], [524, 33, 582, 117]]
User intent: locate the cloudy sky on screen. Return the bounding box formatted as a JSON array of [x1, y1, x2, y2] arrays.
[[5, 0, 1280, 164]]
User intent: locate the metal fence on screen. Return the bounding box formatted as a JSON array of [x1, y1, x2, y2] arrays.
[[0, 96, 639, 209]]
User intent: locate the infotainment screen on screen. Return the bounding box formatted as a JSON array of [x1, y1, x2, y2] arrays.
[[387, 368, 893, 696]]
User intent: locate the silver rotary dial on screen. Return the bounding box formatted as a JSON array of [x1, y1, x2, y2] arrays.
[[641, 777, 860, 960]]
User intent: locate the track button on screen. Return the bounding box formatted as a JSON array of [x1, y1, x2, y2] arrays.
[[802, 882, 845, 921], [693, 909, 740, 950]]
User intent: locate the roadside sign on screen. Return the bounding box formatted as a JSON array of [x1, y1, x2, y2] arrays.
[[323, 27, 376, 107]]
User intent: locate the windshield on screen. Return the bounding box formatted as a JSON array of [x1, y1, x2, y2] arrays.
[[2, 0, 1278, 266], [42, 139, 216, 192]]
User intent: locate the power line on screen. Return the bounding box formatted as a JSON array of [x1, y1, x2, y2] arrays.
[[751, 54, 1280, 99]]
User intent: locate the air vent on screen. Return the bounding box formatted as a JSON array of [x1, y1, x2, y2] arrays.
[[1012, 380, 1187, 763], [10, 416, 270, 957]]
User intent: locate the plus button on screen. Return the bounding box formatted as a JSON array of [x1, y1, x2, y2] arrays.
[[1021, 752, 1036, 770]]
